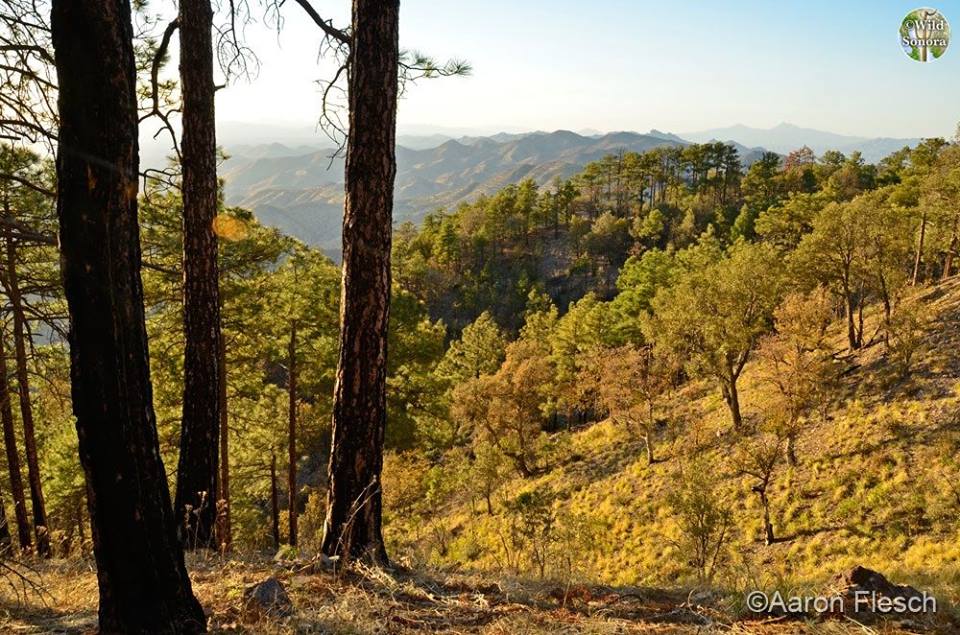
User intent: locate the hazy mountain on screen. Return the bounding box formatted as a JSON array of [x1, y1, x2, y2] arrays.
[[227, 142, 330, 159], [397, 134, 454, 150], [681, 122, 920, 162]]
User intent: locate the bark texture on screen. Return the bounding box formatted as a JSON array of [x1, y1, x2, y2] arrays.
[[174, 0, 222, 550], [2, 230, 50, 557], [0, 329, 30, 551], [51, 0, 206, 630], [321, 0, 399, 565]]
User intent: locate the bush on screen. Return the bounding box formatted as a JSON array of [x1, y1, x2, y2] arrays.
[[885, 299, 932, 379], [666, 462, 732, 583]]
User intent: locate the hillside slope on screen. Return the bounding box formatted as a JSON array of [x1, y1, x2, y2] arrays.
[[385, 277, 960, 604]]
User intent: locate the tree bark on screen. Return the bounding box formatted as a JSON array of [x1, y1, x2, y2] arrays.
[[759, 488, 774, 546], [51, 0, 205, 631], [844, 292, 860, 350], [643, 431, 655, 465], [174, 0, 222, 551], [216, 331, 231, 552], [1, 210, 50, 557], [720, 375, 743, 429], [287, 320, 298, 547], [321, 0, 399, 566], [786, 433, 798, 467], [0, 332, 30, 552]]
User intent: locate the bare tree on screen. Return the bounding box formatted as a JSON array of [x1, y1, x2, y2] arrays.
[[592, 344, 674, 465]]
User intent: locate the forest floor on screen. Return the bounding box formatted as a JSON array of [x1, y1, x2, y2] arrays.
[[0, 555, 955, 634]]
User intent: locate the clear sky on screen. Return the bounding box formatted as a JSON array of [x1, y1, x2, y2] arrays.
[[211, 0, 960, 139]]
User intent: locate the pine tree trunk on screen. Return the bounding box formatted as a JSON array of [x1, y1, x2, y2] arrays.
[[0, 327, 30, 552], [51, 1, 205, 631], [174, 0, 222, 551], [287, 320, 298, 547], [216, 331, 231, 553], [321, 0, 399, 566], [270, 453, 280, 550], [2, 227, 50, 557]]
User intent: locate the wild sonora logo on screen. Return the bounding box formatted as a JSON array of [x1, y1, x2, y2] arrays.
[[900, 7, 950, 62]]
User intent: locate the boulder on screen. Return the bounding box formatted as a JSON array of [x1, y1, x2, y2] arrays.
[[243, 576, 293, 621], [827, 566, 930, 622]]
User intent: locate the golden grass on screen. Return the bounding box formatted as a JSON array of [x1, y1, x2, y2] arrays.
[[382, 278, 960, 628], [0, 556, 949, 633]]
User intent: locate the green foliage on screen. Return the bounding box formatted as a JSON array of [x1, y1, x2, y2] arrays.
[[607, 248, 677, 345], [646, 242, 784, 426], [667, 462, 733, 583], [435, 311, 505, 383]]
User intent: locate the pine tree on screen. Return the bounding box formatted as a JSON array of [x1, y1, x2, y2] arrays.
[[51, 0, 205, 629], [322, 0, 400, 565], [174, 0, 223, 551]]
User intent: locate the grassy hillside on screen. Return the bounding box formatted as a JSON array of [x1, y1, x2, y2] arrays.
[[384, 277, 960, 608]]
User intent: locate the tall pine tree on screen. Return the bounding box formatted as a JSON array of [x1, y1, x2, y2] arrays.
[[51, 0, 205, 630], [321, 0, 400, 565]]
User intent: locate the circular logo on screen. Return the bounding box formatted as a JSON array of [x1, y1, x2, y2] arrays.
[[746, 591, 769, 613], [900, 8, 950, 62]]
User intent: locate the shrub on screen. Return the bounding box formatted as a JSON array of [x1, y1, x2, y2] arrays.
[[666, 462, 732, 583]]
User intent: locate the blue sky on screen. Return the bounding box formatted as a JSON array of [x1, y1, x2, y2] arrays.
[[214, 0, 960, 139]]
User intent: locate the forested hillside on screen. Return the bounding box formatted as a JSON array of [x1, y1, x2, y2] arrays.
[[220, 125, 919, 255], [1, 0, 959, 632], [220, 130, 700, 252], [3, 127, 956, 556], [4, 129, 958, 633]]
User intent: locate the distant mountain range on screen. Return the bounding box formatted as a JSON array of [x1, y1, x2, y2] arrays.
[[680, 122, 920, 161], [220, 124, 924, 253]]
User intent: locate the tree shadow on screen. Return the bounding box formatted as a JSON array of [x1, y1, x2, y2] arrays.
[[0, 598, 96, 634]]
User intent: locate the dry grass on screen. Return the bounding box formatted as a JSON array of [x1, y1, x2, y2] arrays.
[[376, 278, 960, 631], [0, 556, 954, 633]]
